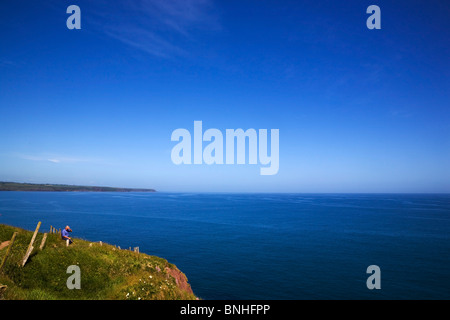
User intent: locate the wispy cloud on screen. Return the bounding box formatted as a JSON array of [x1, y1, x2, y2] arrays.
[[137, 0, 218, 35], [103, 25, 186, 58], [91, 0, 219, 58], [0, 60, 17, 67], [16, 153, 100, 164]]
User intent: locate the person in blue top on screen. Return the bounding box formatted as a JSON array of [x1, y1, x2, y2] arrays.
[[61, 225, 73, 245]]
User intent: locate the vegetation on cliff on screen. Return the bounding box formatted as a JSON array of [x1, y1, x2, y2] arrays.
[[0, 182, 156, 192], [0, 224, 196, 300]]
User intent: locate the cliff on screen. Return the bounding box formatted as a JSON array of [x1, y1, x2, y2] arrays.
[[0, 182, 156, 192], [0, 224, 196, 300]]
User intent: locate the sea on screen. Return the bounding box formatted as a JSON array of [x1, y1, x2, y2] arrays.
[[0, 192, 448, 300]]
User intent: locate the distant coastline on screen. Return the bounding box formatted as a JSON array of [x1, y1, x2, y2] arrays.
[[0, 181, 156, 192]]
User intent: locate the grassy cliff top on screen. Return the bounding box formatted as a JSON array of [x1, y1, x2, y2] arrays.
[[0, 181, 156, 192], [0, 224, 196, 300]]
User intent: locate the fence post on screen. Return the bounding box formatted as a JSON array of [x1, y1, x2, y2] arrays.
[[39, 233, 48, 250], [21, 221, 41, 267], [0, 232, 18, 273]]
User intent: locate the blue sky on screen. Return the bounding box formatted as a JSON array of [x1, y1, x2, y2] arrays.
[[0, 0, 449, 192]]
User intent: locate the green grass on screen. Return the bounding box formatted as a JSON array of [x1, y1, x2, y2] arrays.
[[0, 181, 156, 192], [0, 224, 197, 300]]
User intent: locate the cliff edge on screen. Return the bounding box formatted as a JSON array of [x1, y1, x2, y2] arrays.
[[0, 224, 196, 300]]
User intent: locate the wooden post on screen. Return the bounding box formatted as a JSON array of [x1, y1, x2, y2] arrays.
[[0, 232, 18, 273], [50, 225, 52, 233], [21, 245, 34, 267], [21, 221, 41, 267], [0, 284, 7, 297], [39, 233, 48, 250]]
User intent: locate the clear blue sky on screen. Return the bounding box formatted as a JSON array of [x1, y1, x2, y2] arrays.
[[0, 0, 449, 192]]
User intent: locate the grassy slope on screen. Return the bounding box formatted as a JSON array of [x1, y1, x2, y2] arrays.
[[0, 181, 156, 192], [0, 224, 197, 300]]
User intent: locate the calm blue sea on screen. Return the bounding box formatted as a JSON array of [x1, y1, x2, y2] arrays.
[[0, 192, 449, 300]]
